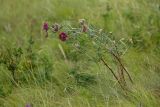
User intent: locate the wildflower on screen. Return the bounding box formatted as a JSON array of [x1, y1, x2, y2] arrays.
[[52, 23, 60, 32], [79, 19, 86, 25], [42, 22, 49, 38], [43, 22, 49, 32], [59, 32, 68, 41], [25, 104, 31, 107], [79, 19, 88, 32]]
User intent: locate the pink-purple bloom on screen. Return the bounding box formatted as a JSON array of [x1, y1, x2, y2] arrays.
[[43, 22, 49, 32], [25, 104, 31, 107], [59, 32, 68, 41]]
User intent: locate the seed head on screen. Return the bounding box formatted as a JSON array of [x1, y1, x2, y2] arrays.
[[52, 23, 60, 32]]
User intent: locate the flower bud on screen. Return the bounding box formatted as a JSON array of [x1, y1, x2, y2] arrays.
[[79, 19, 86, 25], [43, 22, 49, 32]]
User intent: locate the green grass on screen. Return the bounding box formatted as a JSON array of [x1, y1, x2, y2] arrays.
[[0, 0, 160, 107]]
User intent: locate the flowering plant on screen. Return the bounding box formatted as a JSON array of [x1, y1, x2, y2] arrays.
[[42, 19, 133, 90]]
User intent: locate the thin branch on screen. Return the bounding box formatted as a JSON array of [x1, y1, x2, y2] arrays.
[[100, 57, 125, 90], [114, 45, 126, 86], [111, 52, 133, 84]]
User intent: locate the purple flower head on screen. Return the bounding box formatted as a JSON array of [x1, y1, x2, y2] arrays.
[[59, 32, 68, 41], [25, 104, 31, 107], [43, 22, 49, 32]]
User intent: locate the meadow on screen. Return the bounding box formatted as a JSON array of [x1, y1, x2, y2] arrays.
[[0, 0, 160, 107]]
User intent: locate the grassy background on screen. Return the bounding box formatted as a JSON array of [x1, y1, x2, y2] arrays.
[[0, 0, 160, 107]]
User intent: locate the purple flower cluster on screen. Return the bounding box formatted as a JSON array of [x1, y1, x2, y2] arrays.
[[42, 19, 88, 41], [25, 104, 31, 107], [43, 22, 49, 32], [59, 32, 68, 41]]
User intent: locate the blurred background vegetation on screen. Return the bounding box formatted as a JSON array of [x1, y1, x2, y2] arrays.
[[0, 0, 160, 107]]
